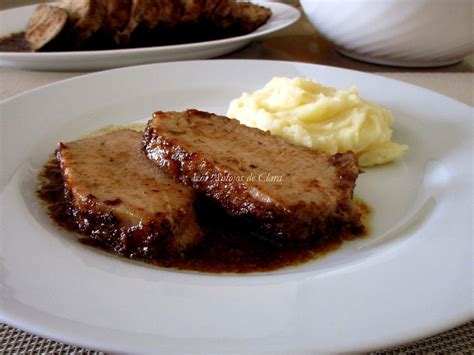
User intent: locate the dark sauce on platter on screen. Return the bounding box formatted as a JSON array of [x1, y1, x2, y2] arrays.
[[0, 24, 241, 53], [37, 156, 371, 274], [0, 32, 31, 52]]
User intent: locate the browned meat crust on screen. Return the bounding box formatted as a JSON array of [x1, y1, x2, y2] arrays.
[[180, 0, 205, 23], [103, 0, 132, 34], [230, 1, 272, 33], [142, 0, 163, 29], [57, 129, 203, 258], [114, 0, 149, 44], [27, 0, 271, 50], [158, 0, 183, 27], [202, 0, 271, 31], [143, 110, 364, 243], [60, 0, 107, 43]]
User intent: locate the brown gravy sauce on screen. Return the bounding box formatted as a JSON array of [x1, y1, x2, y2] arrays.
[[37, 156, 371, 274], [0, 32, 31, 52], [0, 24, 240, 53]]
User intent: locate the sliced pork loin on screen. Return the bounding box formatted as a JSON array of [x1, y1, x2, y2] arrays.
[[230, 1, 272, 33], [180, 0, 205, 23], [141, 0, 163, 29], [141, 0, 202, 30], [25, 4, 68, 51], [143, 110, 364, 243], [56, 129, 203, 258], [129, 0, 271, 34], [25, 0, 272, 50], [114, 0, 149, 44], [60, 0, 107, 43], [201, 0, 271, 32], [102, 0, 132, 35], [156, 0, 183, 28], [203, 0, 234, 29]]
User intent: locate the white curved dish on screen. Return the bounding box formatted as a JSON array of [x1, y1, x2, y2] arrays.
[[0, 2, 299, 71], [0, 60, 472, 353], [300, 0, 474, 68]]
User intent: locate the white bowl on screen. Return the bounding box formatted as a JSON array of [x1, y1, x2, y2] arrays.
[[300, 0, 474, 67]]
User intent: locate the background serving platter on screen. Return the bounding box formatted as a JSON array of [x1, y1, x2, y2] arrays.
[[0, 60, 472, 353], [0, 1, 300, 71]]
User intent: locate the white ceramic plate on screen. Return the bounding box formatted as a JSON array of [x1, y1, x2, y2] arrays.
[[0, 60, 472, 353], [0, 1, 299, 71]]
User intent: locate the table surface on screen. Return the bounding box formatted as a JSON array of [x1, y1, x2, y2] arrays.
[[0, 1, 473, 353]]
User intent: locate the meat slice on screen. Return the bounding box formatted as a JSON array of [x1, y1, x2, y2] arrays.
[[57, 129, 203, 258], [202, 0, 271, 33], [204, 0, 235, 29], [230, 1, 272, 33], [102, 0, 132, 35], [156, 0, 182, 28], [179, 0, 204, 23], [114, 0, 149, 43], [60, 0, 107, 43], [141, 0, 184, 30], [143, 110, 363, 242], [25, 4, 68, 51], [141, 0, 163, 29]]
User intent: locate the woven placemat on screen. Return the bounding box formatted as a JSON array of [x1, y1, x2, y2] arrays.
[[1, 321, 472, 354]]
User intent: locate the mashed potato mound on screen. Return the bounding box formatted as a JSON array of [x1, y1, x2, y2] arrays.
[[227, 77, 407, 167]]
